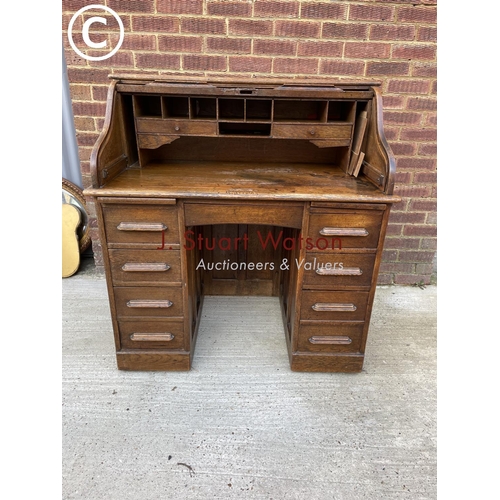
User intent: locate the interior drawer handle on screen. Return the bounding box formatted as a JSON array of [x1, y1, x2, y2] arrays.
[[122, 263, 170, 272], [312, 303, 357, 312], [117, 222, 167, 232], [130, 333, 175, 342], [315, 267, 362, 276], [319, 227, 368, 237], [126, 299, 173, 308], [309, 336, 352, 345]]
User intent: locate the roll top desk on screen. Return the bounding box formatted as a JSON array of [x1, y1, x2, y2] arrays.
[[84, 76, 399, 372]]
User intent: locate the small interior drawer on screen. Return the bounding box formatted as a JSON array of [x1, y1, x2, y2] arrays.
[[296, 322, 365, 353], [114, 286, 184, 318], [302, 253, 376, 288], [272, 123, 352, 140], [307, 211, 383, 250], [108, 249, 182, 285], [102, 204, 180, 246], [136, 118, 217, 136], [300, 290, 369, 321], [118, 319, 185, 350]]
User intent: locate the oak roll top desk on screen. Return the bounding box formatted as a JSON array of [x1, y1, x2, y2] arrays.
[[84, 76, 400, 372]]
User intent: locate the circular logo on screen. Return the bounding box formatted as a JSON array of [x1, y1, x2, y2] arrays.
[[67, 4, 124, 61]]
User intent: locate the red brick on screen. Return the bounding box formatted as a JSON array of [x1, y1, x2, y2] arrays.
[[394, 172, 412, 183], [394, 184, 433, 198], [397, 158, 436, 171], [377, 274, 394, 285], [301, 2, 346, 20], [399, 128, 436, 142], [387, 79, 430, 94], [79, 12, 131, 31], [415, 263, 434, 275], [349, 4, 395, 21], [425, 114, 437, 126], [207, 37, 251, 54], [414, 172, 436, 183], [323, 23, 368, 40], [366, 61, 410, 76], [431, 80, 437, 95], [394, 274, 431, 285], [426, 212, 437, 225], [398, 6, 437, 24], [320, 60, 365, 76], [121, 34, 156, 51], [384, 111, 422, 126], [208, 1, 252, 17], [254, 39, 296, 56], [382, 250, 398, 261], [76, 132, 100, 147], [159, 35, 203, 53], [410, 199, 437, 211], [389, 211, 427, 224], [390, 142, 417, 156], [370, 24, 415, 41], [344, 42, 390, 59], [254, 1, 299, 18], [420, 238, 437, 250], [418, 26, 437, 42], [64, 47, 87, 67], [229, 19, 272, 36], [403, 225, 437, 237], [183, 54, 226, 71], [68, 68, 110, 84], [384, 127, 399, 141], [379, 262, 415, 274], [407, 97, 437, 111], [275, 20, 320, 38], [157, 0, 203, 14], [72, 100, 107, 117], [382, 95, 405, 109], [107, 0, 154, 13], [418, 144, 437, 156], [384, 237, 421, 250], [182, 17, 226, 35], [399, 251, 435, 263], [87, 50, 134, 68], [412, 62, 437, 78], [229, 56, 272, 73], [297, 41, 342, 57], [135, 53, 181, 70], [229, 57, 272, 73], [92, 86, 108, 101], [74, 117, 95, 131], [63, 1, 91, 13], [391, 198, 408, 212], [132, 16, 179, 33], [386, 223, 403, 236], [274, 58, 318, 75], [69, 84, 92, 101], [393, 44, 436, 60]]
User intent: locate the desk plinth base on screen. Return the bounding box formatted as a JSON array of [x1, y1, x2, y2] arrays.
[[116, 350, 191, 371], [289, 352, 364, 373]]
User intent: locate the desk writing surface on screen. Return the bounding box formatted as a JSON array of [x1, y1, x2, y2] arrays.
[[88, 161, 394, 203]]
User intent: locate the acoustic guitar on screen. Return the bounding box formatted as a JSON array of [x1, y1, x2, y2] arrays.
[[62, 203, 81, 278]]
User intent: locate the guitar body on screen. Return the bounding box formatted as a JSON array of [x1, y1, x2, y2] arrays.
[[62, 203, 81, 278]]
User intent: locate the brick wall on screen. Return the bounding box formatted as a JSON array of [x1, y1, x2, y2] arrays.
[[62, 0, 437, 285]]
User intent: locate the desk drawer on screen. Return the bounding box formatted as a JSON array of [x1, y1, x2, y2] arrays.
[[297, 323, 364, 353], [109, 249, 181, 285], [136, 118, 217, 136], [300, 291, 369, 321], [302, 253, 376, 288], [114, 286, 183, 318], [102, 204, 180, 246], [118, 319, 185, 350], [308, 212, 383, 250], [272, 123, 352, 140]]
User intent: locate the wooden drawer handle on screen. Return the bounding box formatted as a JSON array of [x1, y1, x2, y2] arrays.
[[117, 222, 167, 232], [315, 267, 362, 276], [122, 263, 171, 272], [309, 336, 352, 345], [126, 299, 173, 308], [130, 333, 174, 342], [319, 227, 368, 237], [312, 303, 357, 312]]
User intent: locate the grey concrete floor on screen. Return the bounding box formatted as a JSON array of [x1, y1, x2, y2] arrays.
[[63, 258, 436, 500]]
